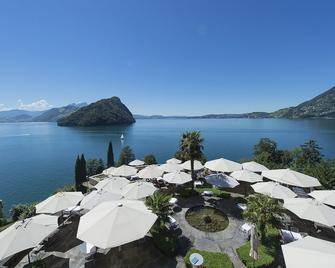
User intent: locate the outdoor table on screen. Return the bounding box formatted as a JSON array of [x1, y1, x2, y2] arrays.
[[241, 223, 252, 234], [169, 197, 178, 205], [189, 253, 204, 268], [202, 191, 213, 196], [194, 180, 203, 188], [237, 203, 247, 211]]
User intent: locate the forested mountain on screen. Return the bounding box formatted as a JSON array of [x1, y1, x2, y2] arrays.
[[33, 103, 86, 122], [57, 97, 135, 126]]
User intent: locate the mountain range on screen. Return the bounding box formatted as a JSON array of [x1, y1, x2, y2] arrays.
[[1, 86, 334, 124]]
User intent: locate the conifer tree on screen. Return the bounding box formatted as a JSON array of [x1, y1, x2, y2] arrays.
[[74, 155, 81, 191], [107, 142, 115, 168]]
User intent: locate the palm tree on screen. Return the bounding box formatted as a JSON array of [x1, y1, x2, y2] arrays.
[[145, 191, 172, 225], [243, 194, 282, 241], [179, 131, 204, 180]]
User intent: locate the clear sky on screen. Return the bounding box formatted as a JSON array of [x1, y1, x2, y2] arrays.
[[0, 0, 334, 115]]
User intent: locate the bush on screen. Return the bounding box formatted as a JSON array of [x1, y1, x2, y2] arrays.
[[53, 184, 76, 194], [184, 248, 233, 268], [31, 259, 47, 268], [144, 154, 157, 165], [86, 158, 105, 176], [177, 188, 198, 198], [11, 203, 36, 221], [150, 223, 178, 257], [237, 228, 280, 268]]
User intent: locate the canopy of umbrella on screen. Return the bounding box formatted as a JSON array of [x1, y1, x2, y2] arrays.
[[205, 173, 239, 188], [166, 158, 182, 164], [77, 200, 157, 249], [261, 169, 321, 188], [159, 163, 183, 173], [137, 165, 164, 179], [283, 198, 335, 227], [281, 236, 335, 268], [309, 190, 335, 207], [94, 177, 130, 193], [122, 181, 157, 200], [110, 165, 137, 177], [102, 166, 115, 176], [128, 159, 145, 167], [80, 189, 122, 210], [0, 214, 58, 261], [35, 192, 84, 214], [205, 158, 242, 173], [242, 161, 269, 173], [162, 171, 192, 185], [230, 170, 263, 183], [179, 160, 204, 171], [251, 182, 297, 200]]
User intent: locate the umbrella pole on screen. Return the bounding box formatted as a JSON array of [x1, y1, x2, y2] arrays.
[[28, 252, 31, 264]]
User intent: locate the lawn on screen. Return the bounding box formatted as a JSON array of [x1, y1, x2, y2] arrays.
[[236, 227, 281, 268], [184, 248, 233, 268]]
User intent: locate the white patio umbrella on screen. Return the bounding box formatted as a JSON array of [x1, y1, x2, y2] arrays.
[[251, 182, 297, 199], [94, 177, 130, 193], [283, 198, 335, 227], [163, 171, 192, 185], [77, 200, 157, 249], [0, 214, 58, 261], [111, 165, 137, 177], [205, 173, 240, 188], [242, 161, 269, 173], [80, 189, 122, 210], [102, 166, 115, 176], [35, 192, 84, 214], [205, 158, 242, 173], [129, 159, 145, 167], [309, 190, 335, 207], [166, 158, 182, 164], [159, 163, 183, 173], [179, 160, 204, 171], [122, 182, 157, 200], [261, 169, 321, 188], [281, 236, 335, 268], [137, 165, 164, 179], [231, 170, 263, 183]]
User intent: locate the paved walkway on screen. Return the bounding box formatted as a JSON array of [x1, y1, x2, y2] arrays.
[[174, 195, 247, 268]]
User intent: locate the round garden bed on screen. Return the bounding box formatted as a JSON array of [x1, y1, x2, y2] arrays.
[[185, 206, 229, 232]]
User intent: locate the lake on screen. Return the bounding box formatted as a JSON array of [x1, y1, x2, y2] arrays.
[[1, 118, 335, 213]]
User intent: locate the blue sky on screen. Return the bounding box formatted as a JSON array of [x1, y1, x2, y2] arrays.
[[0, 0, 334, 115]]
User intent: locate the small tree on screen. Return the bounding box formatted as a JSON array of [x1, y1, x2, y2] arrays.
[[295, 140, 323, 168], [86, 159, 105, 176], [144, 154, 157, 165], [11, 203, 36, 221], [107, 141, 115, 168], [118, 145, 135, 166], [74, 155, 81, 191], [145, 191, 171, 225], [178, 131, 205, 180], [0, 200, 5, 226], [243, 194, 282, 241], [80, 154, 87, 182]]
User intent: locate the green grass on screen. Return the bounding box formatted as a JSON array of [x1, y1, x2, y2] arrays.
[[184, 248, 233, 268], [236, 227, 280, 268], [185, 206, 229, 232]]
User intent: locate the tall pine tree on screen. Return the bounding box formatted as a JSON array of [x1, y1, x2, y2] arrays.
[[80, 154, 87, 182], [107, 142, 115, 168], [74, 155, 81, 191]]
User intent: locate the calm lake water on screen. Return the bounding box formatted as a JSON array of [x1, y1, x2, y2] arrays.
[[1, 118, 335, 212]]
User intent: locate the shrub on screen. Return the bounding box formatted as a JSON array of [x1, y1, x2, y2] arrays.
[[150, 223, 178, 257], [184, 248, 233, 268], [11, 202, 36, 221], [53, 184, 76, 194], [144, 154, 157, 165]]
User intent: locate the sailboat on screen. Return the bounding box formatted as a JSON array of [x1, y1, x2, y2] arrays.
[[120, 134, 124, 140]]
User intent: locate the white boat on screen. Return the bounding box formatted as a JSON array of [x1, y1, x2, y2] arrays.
[[120, 134, 124, 140]]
